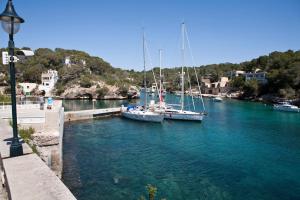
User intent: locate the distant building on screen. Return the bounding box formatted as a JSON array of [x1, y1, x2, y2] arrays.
[[65, 56, 71, 67], [201, 77, 229, 95], [81, 59, 86, 66], [219, 77, 229, 89], [201, 78, 211, 88], [245, 69, 267, 84], [38, 70, 59, 96], [18, 83, 37, 95], [65, 57, 86, 67], [226, 70, 245, 79]]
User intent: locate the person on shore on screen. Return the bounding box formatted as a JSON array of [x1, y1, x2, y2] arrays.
[[39, 96, 44, 110], [47, 97, 53, 110]]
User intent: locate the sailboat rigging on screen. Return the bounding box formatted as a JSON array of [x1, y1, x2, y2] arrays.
[[153, 22, 205, 121], [121, 30, 164, 123]]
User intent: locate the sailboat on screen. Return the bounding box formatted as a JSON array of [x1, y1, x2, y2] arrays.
[[154, 23, 205, 121], [122, 31, 164, 123]]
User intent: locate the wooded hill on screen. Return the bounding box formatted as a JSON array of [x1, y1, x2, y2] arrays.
[[0, 48, 299, 99]]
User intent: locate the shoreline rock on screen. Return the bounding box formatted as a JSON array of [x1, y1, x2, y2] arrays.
[[59, 83, 140, 100]]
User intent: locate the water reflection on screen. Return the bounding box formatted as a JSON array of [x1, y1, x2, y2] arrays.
[[63, 99, 137, 111]]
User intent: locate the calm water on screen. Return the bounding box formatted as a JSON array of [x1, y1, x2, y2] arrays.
[[62, 95, 300, 200], [63, 99, 131, 111]]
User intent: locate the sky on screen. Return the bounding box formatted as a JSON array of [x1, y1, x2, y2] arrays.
[[0, 0, 300, 71]]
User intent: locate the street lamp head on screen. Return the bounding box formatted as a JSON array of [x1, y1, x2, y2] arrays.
[[0, 0, 24, 34]]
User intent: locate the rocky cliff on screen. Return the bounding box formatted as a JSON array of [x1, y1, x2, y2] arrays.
[[60, 82, 140, 100]]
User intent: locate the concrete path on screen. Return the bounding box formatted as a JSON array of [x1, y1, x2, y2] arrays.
[[3, 154, 76, 200], [0, 120, 33, 159], [0, 120, 76, 200], [65, 107, 121, 121]]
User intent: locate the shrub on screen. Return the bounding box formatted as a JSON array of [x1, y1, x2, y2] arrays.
[[80, 76, 92, 88], [96, 86, 109, 98], [243, 80, 259, 98], [0, 94, 10, 102], [19, 127, 35, 143], [55, 83, 65, 95], [19, 127, 39, 154], [229, 76, 245, 90], [278, 87, 296, 99], [146, 184, 157, 200], [118, 85, 128, 96]]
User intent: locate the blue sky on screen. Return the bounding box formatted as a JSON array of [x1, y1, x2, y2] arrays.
[[0, 0, 300, 70]]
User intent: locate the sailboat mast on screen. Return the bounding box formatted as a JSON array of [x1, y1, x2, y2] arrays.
[[143, 30, 147, 108], [159, 49, 162, 108], [181, 22, 185, 111]]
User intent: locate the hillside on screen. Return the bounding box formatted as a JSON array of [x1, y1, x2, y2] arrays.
[[0, 48, 299, 100], [0, 48, 141, 99], [146, 50, 300, 100]]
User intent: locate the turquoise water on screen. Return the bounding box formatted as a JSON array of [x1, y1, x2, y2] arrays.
[[62, 96, 300, 200]]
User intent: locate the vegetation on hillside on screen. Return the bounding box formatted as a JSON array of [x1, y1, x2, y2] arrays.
[[0, 48, 299, 100], [145, 50, 300, 99], [0, 48, 139, 96]]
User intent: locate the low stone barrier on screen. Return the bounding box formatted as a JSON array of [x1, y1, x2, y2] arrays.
[[0, 120, 76, 200], [65, 107, 121, 122]]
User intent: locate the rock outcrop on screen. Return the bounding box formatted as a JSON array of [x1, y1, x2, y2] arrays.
[[60, 82, 139, 100], [32, 133, 59, 146]]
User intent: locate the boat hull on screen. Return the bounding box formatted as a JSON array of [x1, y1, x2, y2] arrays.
[[273, 106, 300, 113], [164, 113, 203, 121], [213, 97, 223, 102], [122, 111, 164, 122], [159, 109, 203, 121]]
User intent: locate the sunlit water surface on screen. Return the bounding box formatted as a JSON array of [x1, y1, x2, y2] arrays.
[[62, 95, 300, 200]]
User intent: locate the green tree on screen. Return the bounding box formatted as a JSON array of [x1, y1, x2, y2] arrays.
[[278, 87, 296, 99], [243, 80, 259, 98], [96, 86, 109, 98], [229, 76, 245, 90], [79, 76, 92, 88]]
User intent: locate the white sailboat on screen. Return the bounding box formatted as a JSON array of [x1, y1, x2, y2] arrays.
[[122, 31, 164, 123], [155, 23, 205, 121], [122, 108, 164, 122]]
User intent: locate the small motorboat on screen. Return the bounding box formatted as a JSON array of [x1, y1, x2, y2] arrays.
[[273, 102, 299, 113], [213, 96, 223, 102]]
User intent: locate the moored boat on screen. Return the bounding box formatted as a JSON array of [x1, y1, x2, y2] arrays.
[[163, 109, 203, 121], [122, 107, 164, 122], [213, 96, 223, 102], [152, 23, 205, 122], [122, 30, 164, 123], [273, 102, 299, 112]]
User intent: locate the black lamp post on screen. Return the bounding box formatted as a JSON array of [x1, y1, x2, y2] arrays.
[[0, 0, 24, 157]]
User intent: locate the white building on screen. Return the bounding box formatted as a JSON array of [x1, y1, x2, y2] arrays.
[[81, 59, 86, 66], [245, 69, 267, 84], [201, 78, 211, 88], [38, 70, 59, 96], [219, 77, 229, 88], [65, 56, 71, 67], [18, 83, 37, 95], [226, 70, 245, 79], [201, 77, 229, 95]]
